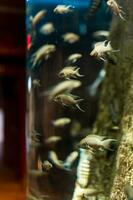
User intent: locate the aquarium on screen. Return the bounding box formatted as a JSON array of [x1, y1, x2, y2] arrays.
[[26, 0, 114, 199]]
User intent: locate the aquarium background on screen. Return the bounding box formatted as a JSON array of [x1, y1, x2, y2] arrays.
[[26, 0, 112, 199]]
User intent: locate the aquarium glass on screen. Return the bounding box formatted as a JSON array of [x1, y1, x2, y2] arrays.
[[26, 0, 112, 199]]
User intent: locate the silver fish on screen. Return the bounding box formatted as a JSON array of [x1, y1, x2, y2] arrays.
[[107, 0, 125, 20], [31, 44, 56, 67], [67, 53, 82, 63], [30, 10, 47, 27], [32, 79, 41, 88], [79, 134, 117, 151], [45, 136, 62, 144], [64, 151, 78, 168], [40, 22, 55, 35], [58, 66, 84, 80], [49, 151, 64, 169], [43, 80, 82, 100], [52, 117, 71, 127], [124, 183, 133, 200], [62, 33, 80, 44], [53, 93, 84, 112], [54, 5, 74, 14], [93, 30, 109, 38], [90, 40, 119, 62]]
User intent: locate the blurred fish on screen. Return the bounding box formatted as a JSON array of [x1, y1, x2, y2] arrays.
[[64, 151, 78, 168], [45, 136, 62, 144], [32, 79, 41, 88], [107, 0, 125, 20], [58, 66, 84, 80], [67, 53, 82, 64], [49, 150, 78, 170], [42, 80, 82, 100], [52, 117, 71, 127], [37, 157, 53, 172], [124, 183, 133, 200], [31, 44, 56, 68], [90, 40, 119, 62], [79, 134, 117, 151], [85, 0, 102, 19], [41, 160, 53, 171], [54, 5, 74, 14], [93, 30, 109, 39], [53, 93, 84, 112], [70, 120, 81, 137], [62, 33, 80, 44], [30, 10, 47, 27], [87, 68, 106, 97], [40, 22, 55, 35], [49, 151, 64, 169]]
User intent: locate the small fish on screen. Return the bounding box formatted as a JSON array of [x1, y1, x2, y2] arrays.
[[90, 40, 119, 62], [70, 120, 81, 137], [79, 134, 117, 151], [58, 66, 84, 80], [49, 151, 64, 169], [32, 79, 41, 88], [54, 5, 74, 14], [53, 93, 84, 112], [67, 53, 82, 63], [52, 117, 71, 127], [93, 30, 109, 39], [124, 183, 133, 200], [40, 22, 55, 35], [42, 160, 53, 171], [62, 33, 80, 44], [64, 151, 78, 168], [107, 0, 125, 20], [37, 157, 53, 172], [45, 136, 62, 144], [42, 80, 82, 100], [31, 44, 56, 67], [30, 10, 47, 27]]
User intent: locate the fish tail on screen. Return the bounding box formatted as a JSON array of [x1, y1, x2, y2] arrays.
[[102, 139, 117, 150], [76, 101, 85, 112], [75, 68, 84, 77], [119, 13, 126, 21]]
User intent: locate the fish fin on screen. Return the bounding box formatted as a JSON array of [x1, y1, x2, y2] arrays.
[[76, 98, 84, 103], [100, 57, 107, 62], [119, 13, 126, 21], [75, 68, 84, 77], [76, 103, 85, 112], [102, 139, 117, 150]]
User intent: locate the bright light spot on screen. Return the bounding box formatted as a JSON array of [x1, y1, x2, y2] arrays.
[[0, 110, 4, 143], [28, 76, 32, 92]]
